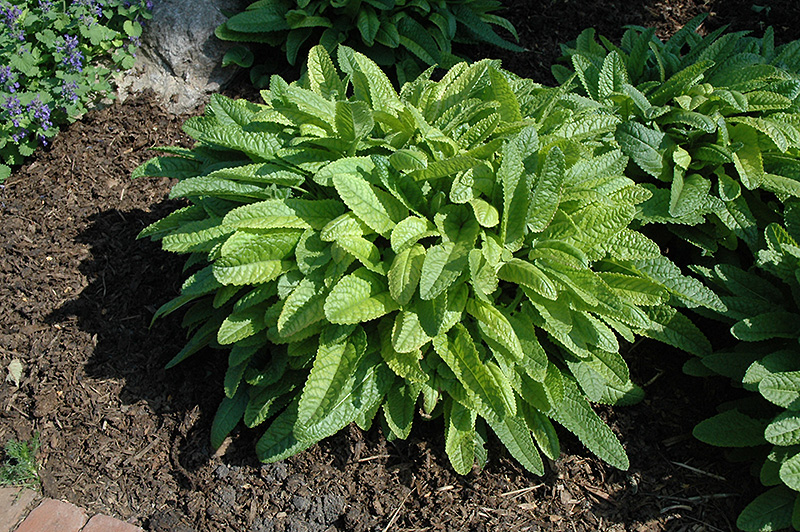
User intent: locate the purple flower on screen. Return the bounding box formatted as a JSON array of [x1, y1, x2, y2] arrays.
[[11, 128, 27, 143], [2, 95, 23, 123], [0, 66, 19, 93], [28, 97, 52, 131], [38, 0, 53, 12], [56, 35, 84, 73], [62, 80, 79, 103], [75, 0, 104, 18], [38, 134, 48, 147], [0, 4, 22, 29], [146, 0, 153, 10]]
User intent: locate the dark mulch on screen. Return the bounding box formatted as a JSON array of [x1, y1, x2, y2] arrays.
[[1, 1, 799, 531]]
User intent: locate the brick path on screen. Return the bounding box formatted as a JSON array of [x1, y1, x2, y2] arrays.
[[0, 487, 144, 532]]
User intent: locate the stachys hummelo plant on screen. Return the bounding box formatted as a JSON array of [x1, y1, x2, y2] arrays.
[[134, 45, 717, 474]]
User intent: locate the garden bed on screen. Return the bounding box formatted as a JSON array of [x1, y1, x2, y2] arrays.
[[1, 0, 800, 530]]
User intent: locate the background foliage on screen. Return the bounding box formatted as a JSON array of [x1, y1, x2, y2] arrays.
[[0, 0, 153, 181], [556, 16, 800, 531], [215, 0, 523, 86]]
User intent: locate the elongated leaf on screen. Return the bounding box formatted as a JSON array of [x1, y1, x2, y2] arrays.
[[333, 172, 406, 236], [325, 268, 399, 324], [766, 412, 800, 446], [483, 405, 544, 475], [498, 258, 558, 300], [445, 399, 477, 475], [615, 121, 669, 178], [550, 375, 629, 470], [732, 312, 800, 341], [298, 339, 357, 423], [277, 277, 326, 337], [211, 387, 248, 449], [761, 372, 800, 410], [433, 324, 512, 419], [383, 380, 422, 440], [224, 199, 345, 230], [388, 244, 425, 305], [737, 486, 795, 532], [528, 147, 565, 233], [693, 409, 768, 447], [419, 242, 469, 301]]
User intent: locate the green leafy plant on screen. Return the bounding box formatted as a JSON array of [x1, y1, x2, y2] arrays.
[[555, 16, 800, 255], [135, 45, 716, 474], [556, 19, 800, 531], [216, 0, 523, 86], [689, 202, 800, 531], [0, 434, 40, 489], [0, 0, 153, 181]]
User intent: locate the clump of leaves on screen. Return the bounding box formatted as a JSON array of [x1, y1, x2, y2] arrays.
[[135, 45, 716, 474], [555, 15, 800, 255], [0, 434, 40, 489], [688, 201, 800, 532], [216, 0, 523, 86]]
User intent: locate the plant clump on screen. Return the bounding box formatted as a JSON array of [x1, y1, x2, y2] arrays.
[[135, 45, 717, 474], [556, 17, 800, 532]]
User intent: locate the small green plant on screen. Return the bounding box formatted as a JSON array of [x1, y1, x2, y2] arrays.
[[0, 0, 153, 181], [215, 0, 523, 86], [135, 45, 716, 474], [555, 15, 800, 255], [0, 434, 40, 489]]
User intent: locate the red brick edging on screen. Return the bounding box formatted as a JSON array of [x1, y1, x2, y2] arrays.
[[0, 487, 143, 532]]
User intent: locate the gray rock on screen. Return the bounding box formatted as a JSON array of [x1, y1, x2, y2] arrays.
[[116, 0, 249, 113], [214, 464, 231, 479]]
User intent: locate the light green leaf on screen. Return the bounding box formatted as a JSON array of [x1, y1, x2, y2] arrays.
[[390, 216, 438, 253], [498, 258, 558, 300], [335, 100, 374, 142], [528, 147, 565, 233], [383, 380, 421, 440], [307, 45, 345, 99], [333, 172, 407, 236], [391, 310, 432, 354], [298, 339, 358, 423], [466, 298, 524, 362], [277, 277, 326, 337], [766, 412, 800, 446], [550, 376, 629, 470], [615, 121, 669, 178], [419, 242, 469, 301], [635, 256, 725, 311], [469, 198, 499, 228], [218, 307, 267, 345], [433, 324, 512, 419], [780, 453, 800, 491], [324, 267, 399, 324], [224, 199, 345, 230], [388, 244, 425, 305], [761, 372, 800, 410], [445, 399, 477, 475]]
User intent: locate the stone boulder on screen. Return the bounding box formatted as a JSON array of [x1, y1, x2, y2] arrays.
[[116, 0, 249, 114]]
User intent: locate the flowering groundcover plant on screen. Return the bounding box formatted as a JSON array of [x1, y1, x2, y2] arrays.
[[0, 0, 153, 182]]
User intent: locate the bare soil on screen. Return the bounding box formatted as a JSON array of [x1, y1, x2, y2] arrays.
[[2, 1, 799, 531]]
